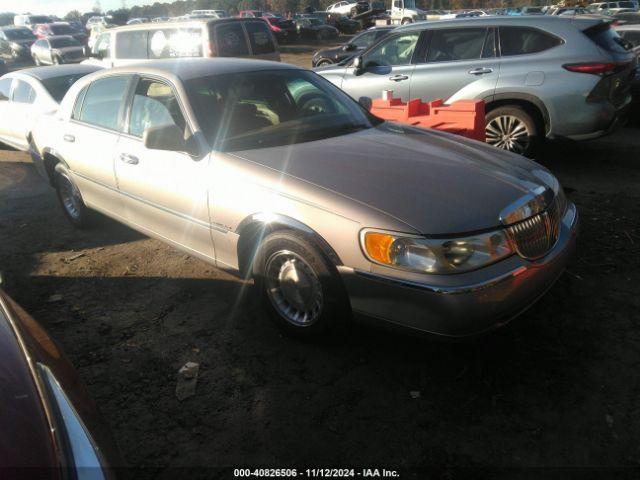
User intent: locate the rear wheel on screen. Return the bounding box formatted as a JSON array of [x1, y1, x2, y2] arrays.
[[401, 17, 413, 24], [54, 165, 94, 229], [253, 230, 351, 339], [485, 106, 539, 156]]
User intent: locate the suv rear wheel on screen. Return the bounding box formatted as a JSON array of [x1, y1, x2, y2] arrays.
[[485, 106, 538, 157]]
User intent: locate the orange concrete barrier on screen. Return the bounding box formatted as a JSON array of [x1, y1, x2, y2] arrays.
[[370, 92, 486, 142]]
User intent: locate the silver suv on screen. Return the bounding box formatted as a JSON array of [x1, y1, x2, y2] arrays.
[[317, 16, 636, 155]]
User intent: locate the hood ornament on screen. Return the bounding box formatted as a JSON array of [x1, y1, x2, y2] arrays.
[[499, 185, 554, 226]]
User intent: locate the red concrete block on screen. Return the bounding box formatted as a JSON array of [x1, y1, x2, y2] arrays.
[[370, 92, 485, 142]]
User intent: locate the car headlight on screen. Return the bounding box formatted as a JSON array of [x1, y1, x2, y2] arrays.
[[361, 228, 513, 274]]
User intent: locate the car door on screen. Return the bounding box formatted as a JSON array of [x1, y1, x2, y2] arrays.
[[114, 76, 214, 260], [341, 30, 422, 103], [61, 75, 127, 219], [409, 27, 500, 103]]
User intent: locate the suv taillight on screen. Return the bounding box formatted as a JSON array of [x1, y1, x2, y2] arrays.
[[563, 62, 623, 75]]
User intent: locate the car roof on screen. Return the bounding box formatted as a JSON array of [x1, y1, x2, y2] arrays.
[[396, 14, 608, 31], [17, 64, 103, 81], [105, 57, 299, 82]]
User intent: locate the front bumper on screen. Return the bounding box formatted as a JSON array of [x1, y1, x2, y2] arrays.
[[338, 202, 578, 337]]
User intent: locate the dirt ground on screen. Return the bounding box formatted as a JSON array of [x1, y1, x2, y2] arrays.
[[1, 49, 640, 477]]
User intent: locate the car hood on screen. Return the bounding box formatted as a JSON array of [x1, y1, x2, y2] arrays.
[[231, 124, 556, 235], [12, 39, 35, 47]]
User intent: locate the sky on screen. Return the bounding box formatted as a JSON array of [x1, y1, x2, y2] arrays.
[[1, 0, 160, 17]]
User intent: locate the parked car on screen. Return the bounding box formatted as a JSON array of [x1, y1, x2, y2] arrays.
[[0, 64, 101, 150], [263, 16, 299, 43], [33, 22, 88, 45], [312, 25, 394, 66], [309, 12, 361, 34], [589, 1, 639, 13], [152, 17, 171, 22], [84, 18, 280, 68], [295, 17, 339, 40], [328, 0, 370, 16], [31, 36, 86, 66], [192, 9, 228, 18], [0, 288, 122, 474], [317, 16, 636, 155], [126, 17, 150, 25], [86, 16, 108, 30], [30, 58, 578, 338], [612, 10, 640, 22], [0, 26, 37, 64], [13, 14, 53, 30]]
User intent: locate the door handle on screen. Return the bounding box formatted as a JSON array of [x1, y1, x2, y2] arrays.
[[63, 134, 75, 143], [389, 74, 409, 82], [468, 67, 493, 75], [119, 153, 139, 165]]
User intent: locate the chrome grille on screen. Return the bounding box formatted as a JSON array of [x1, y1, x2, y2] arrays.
[[506, 191, 566, 260]]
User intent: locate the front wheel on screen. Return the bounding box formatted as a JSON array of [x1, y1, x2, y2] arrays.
[[485, 106, 539, 157], [401, 18, 413, 25], [52, 55, 61, 65], [33, 55, 41, 66], [253, 230, 351, 339], [54, 165, 94, 229], [315, 58, 334, 67]]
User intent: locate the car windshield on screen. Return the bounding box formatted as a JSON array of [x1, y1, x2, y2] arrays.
[[50, 24, 75, 35], [404, 0, 417, 9], [49, 37, 81, 48], [186, 69, 379, 152], [41, 73, 91, 102], [5, 29, 36, 40]]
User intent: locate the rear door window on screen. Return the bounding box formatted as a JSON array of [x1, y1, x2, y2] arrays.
[[148, 28, 203, 58], [244, 21, 275, 54], [12, 80, 35, 104], [499, 26, 562, 56], [214, 22, 250, 56], [116, 30, 148, 59], [426, 28, 488, 62], [79, 76, 129, 131]]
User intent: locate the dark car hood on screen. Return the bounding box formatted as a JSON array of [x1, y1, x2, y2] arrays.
[[231, 124, 554, 235], [12, 39, 36, 47]]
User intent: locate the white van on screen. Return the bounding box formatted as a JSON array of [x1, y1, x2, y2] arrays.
[[85, 18, 280, 68]]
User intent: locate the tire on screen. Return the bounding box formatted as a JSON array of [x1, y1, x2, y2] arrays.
[[350, 7, 358, 16], [53, 55, 61, 65], [485, 105, 539, 157], [253, 230, 351, 339], [401, 18, 412, 25], [33, 55, 41, 66], [315, 58, 334, 67], [54, 164, 95, 229]]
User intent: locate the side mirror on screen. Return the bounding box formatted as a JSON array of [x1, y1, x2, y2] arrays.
[[143, 124, 188, 153], [352, 55, 364, 73], [343, 43, 357, 51]]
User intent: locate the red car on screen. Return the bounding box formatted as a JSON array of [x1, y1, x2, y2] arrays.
[[33, 22, 88, 45]]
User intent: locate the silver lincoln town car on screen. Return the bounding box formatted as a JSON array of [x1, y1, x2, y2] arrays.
[[30, 58, 578, 338]]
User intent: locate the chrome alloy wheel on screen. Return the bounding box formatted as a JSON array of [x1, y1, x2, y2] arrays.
[[59, 174, 82, 220], [265, 250, 324, 327], [486, 115, 530, 154]]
